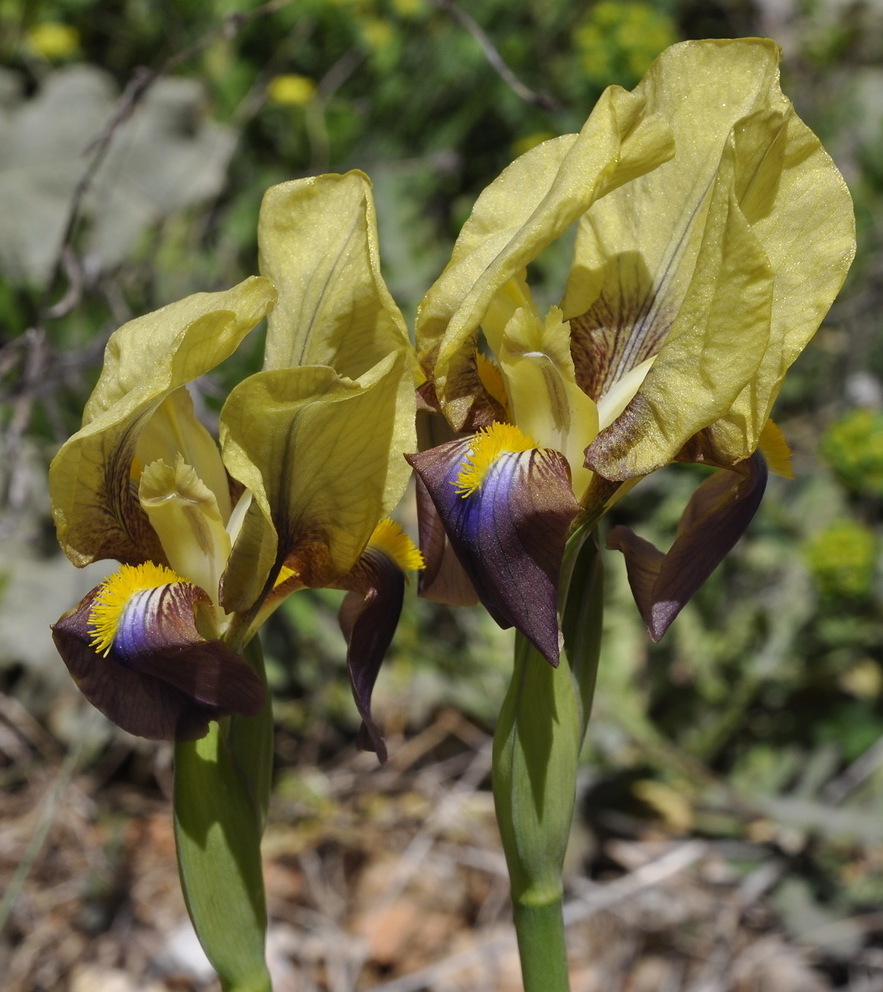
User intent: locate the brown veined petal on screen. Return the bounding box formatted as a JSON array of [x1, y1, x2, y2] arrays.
[[416, 86, 674, 432], [572, 42, 854, 479], [606, 452, 767, 641], [49, 277, 277, 568]]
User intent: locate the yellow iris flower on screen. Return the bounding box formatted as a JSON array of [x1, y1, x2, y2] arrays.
[[51, 172, 418, 757], [408, 40, 855, 656]]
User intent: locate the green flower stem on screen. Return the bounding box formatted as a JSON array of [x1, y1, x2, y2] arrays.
[[174, 637, 274, 992], [492, 527, 604, 992], [493, 632, 578, 992], [513, 901, 571, 991]]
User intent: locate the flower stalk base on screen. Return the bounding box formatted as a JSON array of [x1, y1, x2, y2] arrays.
[[492, 528, 604, 992], [174, 638, 274, 992], [513, 900, 571, 992]]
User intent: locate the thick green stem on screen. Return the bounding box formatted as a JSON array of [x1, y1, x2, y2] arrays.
[[174, 637, 274, 992], [513, 900, 571, 991], [492, 527, 604, 992], [493, 634, 577, 992]]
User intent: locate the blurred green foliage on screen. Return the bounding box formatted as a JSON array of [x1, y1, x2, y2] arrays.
[[805, 519, 876, 600], [574, 1, 679, 86], [2, 0, 883, 957], [821, 408, 883, 501]]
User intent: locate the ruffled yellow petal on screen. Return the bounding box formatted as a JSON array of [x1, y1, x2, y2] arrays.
[[416, 85, 674, 431], [136, 388, 232, 523], [258, 171, 413, 382], [571, 40, 854, 478], [220, 352, 411, 605], [49, 277, 276, 567]]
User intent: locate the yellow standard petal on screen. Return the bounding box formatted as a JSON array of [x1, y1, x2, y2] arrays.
[[49, 277, 276, 568], [569, 40, 855, 478], [416, 84, 674, 431], [258, 172, 413, 381], [221, 352, 411, 603]]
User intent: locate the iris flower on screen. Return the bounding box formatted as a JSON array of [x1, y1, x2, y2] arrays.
[[51, 171, 419, 758], [408, 39, 855, 658]]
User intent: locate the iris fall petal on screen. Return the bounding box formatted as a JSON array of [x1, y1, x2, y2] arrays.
[[53, 580, 263, 740], [337, 549, 405, 764], [407, 431, 580, 665], [606, 452, 768, 641]]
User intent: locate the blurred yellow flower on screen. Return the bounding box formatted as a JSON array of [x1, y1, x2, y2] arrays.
[[575, 2, 678, 86], [27, 22, 80, 60], [267, 73, 317, 107], [391, 0, 425, 17], [361, 18, 394, 52], [805, 520, 877, 600]]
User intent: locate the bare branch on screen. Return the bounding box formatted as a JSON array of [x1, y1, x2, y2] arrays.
[[430, 0, 558, 111]]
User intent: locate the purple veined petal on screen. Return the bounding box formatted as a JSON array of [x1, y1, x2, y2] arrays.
[[413, 472, 479, 607], [52, 579, 264, 741], [407, 427, 581, 665], [607, 451, 768, 641]]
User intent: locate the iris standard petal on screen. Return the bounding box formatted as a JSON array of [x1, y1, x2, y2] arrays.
[[407, 426, 581, 665], [569, 41, 854, 479], [606, 452, 768, 641], [416, 86, 674, 432], [53, 570, 264, 740], [259, 172, 413, 382], [220, 353, 411, 610], [49, 277, 276, 568]]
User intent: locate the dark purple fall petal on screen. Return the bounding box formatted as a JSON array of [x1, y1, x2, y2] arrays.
[[52, 585, 264, 741], [606, 452, 768, 641], [413, 473, 479, 607], [337, 547, 407, 764], [407, 436, 581, 666]]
